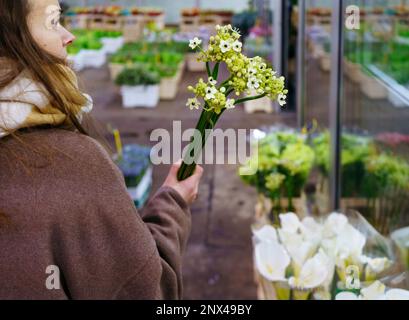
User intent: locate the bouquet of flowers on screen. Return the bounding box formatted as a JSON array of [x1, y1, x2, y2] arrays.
[[252, 211, 409, 300], [177, 25, 287, 181]]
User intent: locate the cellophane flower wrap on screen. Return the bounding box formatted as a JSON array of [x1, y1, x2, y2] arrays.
[[252, 210, 408, 300], [177, 25, 288, 181]]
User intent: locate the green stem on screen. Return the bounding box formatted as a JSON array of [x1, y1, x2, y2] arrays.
[[206, 62, 211, 77], [219, 76, 232, 89], [212, 62, 220, 79], [234, 93, 267, 105], [177, 106, 218, 181]]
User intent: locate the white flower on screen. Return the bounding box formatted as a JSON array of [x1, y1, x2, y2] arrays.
[[278, 93, 287, 107], [205, 86, 217, 100], [252, 225, 278, 243], [360, 256, 390, 274], [220, 87, 226, 93], [255, 241, 290, 282], [385, 289, 409, 300], [186, 98, 200, 110], [247, 77, 260, 90], [248, 68, 257, 77], [259, 63, 267, 71], [301, 217, 323, 245], [279, 212, 301, 234], [285, 239, 316, 273], [335, 291, 359, 300], [219, 40, 231, 53], [232, 40, 242, 52], [208, 77, 217, 86], [216, 25, 222, 31], [335, 224, 366, 263], [189, 37, 202, 49], [225, 99, 235, 110], [336, 283, 409, 300], [288, 250, 329, 290], [313, 289, 332, 300], [360, 281, 386, 300], [323, 212, 348, 238]]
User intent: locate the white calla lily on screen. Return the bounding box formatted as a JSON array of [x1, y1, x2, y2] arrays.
[[285, 239, 316, 274], [255, 241, 290, 282], [335, 291, 359, 300], [252, 225, 278, 243], [360, 281, 386, 300], [361, 256, 390, 274], [288, 250, 329, 290], [336, 224, 366, 262], [385, 288, 409, 300], [301, 216, 323, 245], [279, 212, 301, 234], [336, 284, 409, 300], [323, 212, 349, 238]]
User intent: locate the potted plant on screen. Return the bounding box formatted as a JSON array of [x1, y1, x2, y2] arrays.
[[97, 30, 124, 54], [115, 65, 160, 108], [156, 51, 185, 100], [239, 131, 315, 221], [71, 31, 106, 68]]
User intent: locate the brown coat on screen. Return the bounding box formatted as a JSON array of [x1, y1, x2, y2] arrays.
[[0, 128, 191, 300]]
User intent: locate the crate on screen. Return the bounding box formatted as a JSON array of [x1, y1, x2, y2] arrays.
[[180, 16, 200, 33], [123, 16, 144, 43]]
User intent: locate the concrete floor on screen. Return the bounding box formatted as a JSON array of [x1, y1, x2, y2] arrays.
[[77, 64, 296, 299]]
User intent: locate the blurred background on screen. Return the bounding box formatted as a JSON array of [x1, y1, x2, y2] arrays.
[[61, 0, 409, 298]]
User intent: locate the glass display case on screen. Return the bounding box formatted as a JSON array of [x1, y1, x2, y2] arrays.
[[341, 0, 409, 234], [299, 0, 409, 235]]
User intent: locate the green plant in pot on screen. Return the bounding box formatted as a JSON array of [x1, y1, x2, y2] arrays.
[[115, 65, 160, 108], [240, 131, 315, 222]]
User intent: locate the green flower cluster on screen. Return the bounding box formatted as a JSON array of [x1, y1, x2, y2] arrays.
[[366, 153, 409, 191], [240, 132, 315, 200]]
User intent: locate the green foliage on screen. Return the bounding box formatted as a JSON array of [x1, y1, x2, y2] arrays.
[[311, 132, 409, 198], [115, 65, 160, 86], [109, 44, 184, 78]]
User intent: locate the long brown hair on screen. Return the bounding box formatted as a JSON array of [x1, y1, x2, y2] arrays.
[[0, 0, 111, 222], [0, 0, 90, 134]]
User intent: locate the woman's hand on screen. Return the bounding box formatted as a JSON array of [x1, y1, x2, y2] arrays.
[[162, 160, 204, 205]]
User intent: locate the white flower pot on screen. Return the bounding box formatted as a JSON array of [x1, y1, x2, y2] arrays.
[[120, 85, 159, 108], [159, 62, 185, 100], [101, 37, 124, 54], [187, 53, 206, 72], [160, 75, 179, 100], [81, 49, 106, 68], [109, 63, 126, 81]]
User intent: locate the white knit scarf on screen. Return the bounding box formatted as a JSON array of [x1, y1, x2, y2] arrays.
[[0, 64, 93, 138]]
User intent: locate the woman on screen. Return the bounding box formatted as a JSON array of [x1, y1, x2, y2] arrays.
[[0, 0, 203, 299]]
